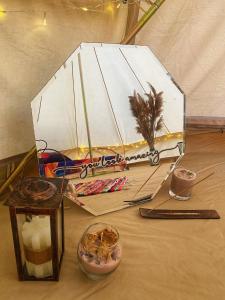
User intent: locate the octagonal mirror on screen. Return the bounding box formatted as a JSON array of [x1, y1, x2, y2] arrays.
[[31, 43, 185, 216]]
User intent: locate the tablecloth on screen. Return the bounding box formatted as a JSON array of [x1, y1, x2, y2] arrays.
[[1, 132, 225, 300]]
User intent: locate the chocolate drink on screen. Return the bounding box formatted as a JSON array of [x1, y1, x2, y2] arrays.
[[170, 167, 196, 200]]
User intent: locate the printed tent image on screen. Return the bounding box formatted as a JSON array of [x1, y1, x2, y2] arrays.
[[31, 43, 185, 215]]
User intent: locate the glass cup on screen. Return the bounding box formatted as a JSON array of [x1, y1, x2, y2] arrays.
[[169, 167, 196, 200], [77, 223, 122, 280]]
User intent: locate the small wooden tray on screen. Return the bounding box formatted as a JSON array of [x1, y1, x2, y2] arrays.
[[139, 208, 220, 219]]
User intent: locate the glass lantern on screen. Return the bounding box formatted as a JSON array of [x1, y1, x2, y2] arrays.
[[5, 177, 68, 281], [77, 223, 122, 280]]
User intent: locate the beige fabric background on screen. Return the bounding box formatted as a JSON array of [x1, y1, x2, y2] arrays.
[[0, 0, 127, 160], [1, 0, 225, 159], [137, 0, 225, 117]]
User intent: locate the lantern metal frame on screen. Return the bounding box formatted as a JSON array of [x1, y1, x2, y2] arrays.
[[5, 177, 68, 281]]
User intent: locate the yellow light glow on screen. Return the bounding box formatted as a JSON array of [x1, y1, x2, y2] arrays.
[[0, 5, 6, 19], [106, 4, 113, 13], [72, 132, 183, 154], [42, 12, 47, 26], [82, 7, 88, 11], [116, 3, 121, 8]]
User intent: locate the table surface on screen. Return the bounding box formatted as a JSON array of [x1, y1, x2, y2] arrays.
[[1, 132, 225, 300]]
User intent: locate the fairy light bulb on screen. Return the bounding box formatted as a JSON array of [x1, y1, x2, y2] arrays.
[[42, 12, 47, 26], [106, 3, 113, 13], [0, 5, 6, 19], [82, 7, 88, 11], [0, 10, 5, 17]]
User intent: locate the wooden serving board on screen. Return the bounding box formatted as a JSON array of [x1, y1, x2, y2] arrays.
[[68, 160, 175, 216]]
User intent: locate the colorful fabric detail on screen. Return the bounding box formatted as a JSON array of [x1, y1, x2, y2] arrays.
[[75, 177, 128, 196]]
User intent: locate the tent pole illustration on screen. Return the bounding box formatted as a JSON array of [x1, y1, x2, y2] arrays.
[[78, 52, 95, 176], [71, 60, 79, 150], [93, 47, 126, 157]]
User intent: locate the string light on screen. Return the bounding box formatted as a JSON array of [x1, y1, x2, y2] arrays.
[[0, 0, 151, 21], [106, 4, 114, 13], [74, 133, 184, 153]]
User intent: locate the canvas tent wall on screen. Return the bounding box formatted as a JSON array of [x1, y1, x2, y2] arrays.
[[136, 0, 225, 119], [31, 43, 184, 162], [1, 0, 225, 161], [0, 1, 128, 160]]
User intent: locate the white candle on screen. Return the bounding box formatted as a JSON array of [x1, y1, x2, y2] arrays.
[[22, 216, 53, 278], [22, 230, 31, 248], [31, 233, 41, 250]]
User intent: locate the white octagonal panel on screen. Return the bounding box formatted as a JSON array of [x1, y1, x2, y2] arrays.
[[31, 43, 185, 215]]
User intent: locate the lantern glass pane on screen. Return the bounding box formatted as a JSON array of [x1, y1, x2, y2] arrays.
[[16, 214, 26, 270], [18, 214, 53, 279]]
